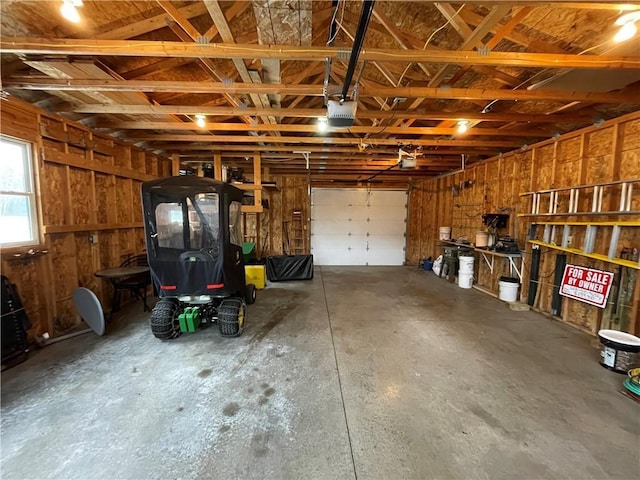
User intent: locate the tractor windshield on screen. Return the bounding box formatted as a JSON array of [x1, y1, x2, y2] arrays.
[[155, 193, 219, 251]]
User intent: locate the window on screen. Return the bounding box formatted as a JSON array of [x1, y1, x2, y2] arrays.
[[0, 135, 39, 247], [229, 201, 242, 246], [154, 193, 220, 251], [155, 202, 185, 249]]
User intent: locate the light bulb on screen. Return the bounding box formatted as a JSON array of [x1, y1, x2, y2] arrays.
[[195, 115, 206, 128], [457, 120, 469, 134], [614, 21, 638, 43], [317, 117, 328, 133], [60, 0, 81, 23]]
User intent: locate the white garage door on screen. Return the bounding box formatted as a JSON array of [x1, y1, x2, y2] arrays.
[[311, 188, 407, 266]]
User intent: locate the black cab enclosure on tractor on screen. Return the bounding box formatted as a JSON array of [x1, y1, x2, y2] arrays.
[[141, 176, 256, 340]]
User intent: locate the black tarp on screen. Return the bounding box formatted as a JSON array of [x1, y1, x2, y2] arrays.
[[266, 255, 314, 282]]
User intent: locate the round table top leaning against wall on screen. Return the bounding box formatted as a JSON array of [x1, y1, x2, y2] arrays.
[[94, 266, 150, 278]]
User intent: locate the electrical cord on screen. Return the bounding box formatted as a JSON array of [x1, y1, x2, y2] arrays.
[[394, 3, 466, 91], [326, 0, 347, 46]]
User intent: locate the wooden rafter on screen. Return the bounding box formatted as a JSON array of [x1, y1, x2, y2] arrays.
[[119, 133, 523, 148], [3, 38, 639, 69], [56, 104, 595, 124], [429, 5, 513, 87], [94, 120, 550, 137], [7, 79, 638, 103], [155, 0, 254, 126]]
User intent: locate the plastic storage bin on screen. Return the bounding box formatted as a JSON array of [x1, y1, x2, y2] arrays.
[[245, 265, 266, 289]]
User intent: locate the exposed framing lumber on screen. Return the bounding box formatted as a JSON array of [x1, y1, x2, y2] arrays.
[[151, 145, 500, 155], [95, 2, 209, 40], [95, 120, 550, 137], [6, 79, 637, 103], [118, 134, 523, 148], [3, 38, 639, 69], [59, 104, 595, 124], [201, 0, 276, 126], [429, 5, 513, 87]]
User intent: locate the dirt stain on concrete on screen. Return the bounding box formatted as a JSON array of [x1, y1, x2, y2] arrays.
[[223, 402, 240, 417]]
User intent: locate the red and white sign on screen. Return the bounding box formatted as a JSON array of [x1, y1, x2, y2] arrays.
[[559, 265, 614, 309]]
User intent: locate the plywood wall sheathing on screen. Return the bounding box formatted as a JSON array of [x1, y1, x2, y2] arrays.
[[407, 110, 640, 336], [1, 96, 170, 338]]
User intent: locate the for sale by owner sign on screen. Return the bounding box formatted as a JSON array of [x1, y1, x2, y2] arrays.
[[559, 265, 614, 309]]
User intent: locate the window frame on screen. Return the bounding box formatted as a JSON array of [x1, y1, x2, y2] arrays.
[[0, 134, 40, 249]]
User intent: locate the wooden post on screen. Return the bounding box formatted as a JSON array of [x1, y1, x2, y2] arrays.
[[214, 152, 222, 180], [253, 152, 262, 210], [171, 153, 180, 176]]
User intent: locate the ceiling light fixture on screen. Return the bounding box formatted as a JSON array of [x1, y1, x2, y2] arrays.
[[194, 114, 206, 129], [614, 11, 640, 42], [457, 120, 469, 134], [60, 0, 83, 23], [317, 117, 328, 133]]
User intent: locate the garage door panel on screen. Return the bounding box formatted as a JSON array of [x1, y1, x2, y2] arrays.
[[312, 245, 368, 265], [368, 190, 407, 207], [367, 234, 406, 250], [312, 189, 365, 206], [366, 248, 405, 265], [367, 220, 406, 235], [311, 188, 407, 266], [312, 206, 353, 221], [366, 205, 407, 220], [312, 220, 355, 235]]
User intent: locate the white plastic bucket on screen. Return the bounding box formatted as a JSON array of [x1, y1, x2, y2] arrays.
[[498, 277, 519, 302], [458, 255, 474, 274], [475, 231, 489, 247], [439, 226, 451, 241], [458, 272, 473, 289], [598, 329, 640, 372]]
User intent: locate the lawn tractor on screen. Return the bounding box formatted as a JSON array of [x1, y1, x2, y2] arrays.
[[141, 176, 256, 340]]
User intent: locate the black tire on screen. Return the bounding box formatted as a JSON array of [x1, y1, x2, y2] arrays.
[[218, 298, 246, 337], [150, 299, 181, 340], [245, 284, 257, 305]]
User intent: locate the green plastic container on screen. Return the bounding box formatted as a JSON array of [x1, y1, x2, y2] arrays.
[[242, 242, 256, 263], [179, 307, 201, 333]]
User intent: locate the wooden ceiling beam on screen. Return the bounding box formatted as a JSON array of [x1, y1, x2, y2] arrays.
[[434, 3, 474, 39], [125, 134, 522, 148], [95, 2, 209, 40], [96, 120, 549, 137], [455, 8, 565, 54], [149, 144, 498, 155], [370, 9, 432, 79], [3, 38, 639, 69], [121, 57, 196, 80], [58, 104, 594, 123], [429, 5, 513, 87], [201, 0, 276, 126], [155, 1, 257, 126], [8, 79, 637, 103]]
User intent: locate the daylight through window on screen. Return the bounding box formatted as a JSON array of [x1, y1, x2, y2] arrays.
[[0, 135, 39, 247]]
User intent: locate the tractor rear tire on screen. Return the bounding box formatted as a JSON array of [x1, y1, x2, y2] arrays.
[[218, 298, 246, 337], [150, 299, 181, 340], [245, 283, 257, 305]]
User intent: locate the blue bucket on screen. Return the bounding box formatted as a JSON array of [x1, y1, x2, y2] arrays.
[[423, 260, 433, 271]]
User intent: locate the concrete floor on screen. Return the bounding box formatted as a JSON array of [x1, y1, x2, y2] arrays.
[[1, 267, 638, 480]]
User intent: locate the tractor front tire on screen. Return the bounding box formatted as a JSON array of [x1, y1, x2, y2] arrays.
[[218, 298, 246, 337], [245, 283, 257, 305], [150, 299, 181, 340]]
